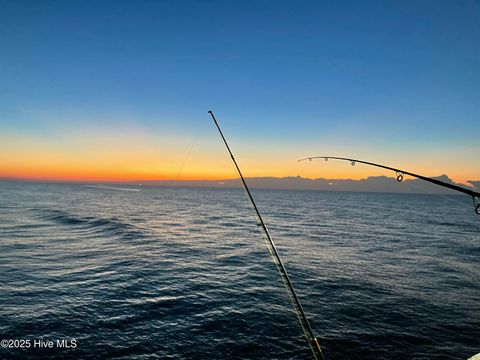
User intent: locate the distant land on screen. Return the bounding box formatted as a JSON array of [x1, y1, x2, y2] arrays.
[[125, 175, 480, 195]]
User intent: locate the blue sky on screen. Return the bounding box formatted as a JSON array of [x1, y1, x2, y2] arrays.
[[1, 0, 479, 182]]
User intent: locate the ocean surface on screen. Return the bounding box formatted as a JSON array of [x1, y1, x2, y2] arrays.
[[0, 181, 478, 360]]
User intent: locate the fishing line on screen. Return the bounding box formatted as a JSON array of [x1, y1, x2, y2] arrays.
[[208, 111, 325, 360], [170, 129, 200, 190]]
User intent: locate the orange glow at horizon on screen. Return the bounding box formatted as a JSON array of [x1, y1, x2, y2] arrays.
[[1, 154, 476, 185], [1, 127, 478, 185]]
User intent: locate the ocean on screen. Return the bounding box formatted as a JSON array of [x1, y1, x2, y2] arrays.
[[0, 181, 478, 359]]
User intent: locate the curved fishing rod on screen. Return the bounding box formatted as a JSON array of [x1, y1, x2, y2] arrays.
[[209, 111, 325, 360], [298, 156, 480, 215]]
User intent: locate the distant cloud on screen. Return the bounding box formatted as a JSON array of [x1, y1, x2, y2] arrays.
[[132, 175, 476, 195], [468, 180, 480, 191]]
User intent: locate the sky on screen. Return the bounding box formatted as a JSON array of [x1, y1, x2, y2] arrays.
[[1, 0, 479, 183]]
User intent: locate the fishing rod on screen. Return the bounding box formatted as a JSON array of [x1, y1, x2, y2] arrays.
[[208, 111, 325, 360], [298, 156, 480, 215]]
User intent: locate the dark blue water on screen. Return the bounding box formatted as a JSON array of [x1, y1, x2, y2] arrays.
[[0, 181, 478, 359]]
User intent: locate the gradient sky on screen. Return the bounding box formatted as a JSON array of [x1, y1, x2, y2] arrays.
[[1, 1, 479, 183]]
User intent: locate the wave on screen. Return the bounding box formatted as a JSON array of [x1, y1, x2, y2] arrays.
[[33, 208, 148, 240], [84, 185, 140, 192]]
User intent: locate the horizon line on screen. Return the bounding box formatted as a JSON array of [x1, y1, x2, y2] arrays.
[[1, 174, 478, 189]]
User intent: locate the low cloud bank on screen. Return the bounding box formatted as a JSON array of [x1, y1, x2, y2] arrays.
[[132, 175, 478, 194]]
